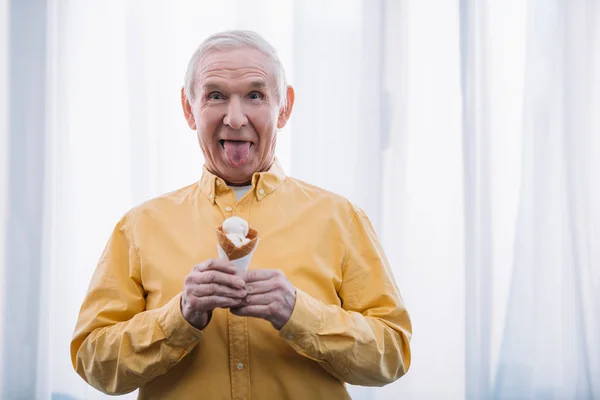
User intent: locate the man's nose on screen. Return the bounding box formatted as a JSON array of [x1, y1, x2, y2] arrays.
[[223, 97, 248, 129]]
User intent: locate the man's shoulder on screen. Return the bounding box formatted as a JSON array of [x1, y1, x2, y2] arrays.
[[124, 182, 200, 222], [284, 177, 357, 215]]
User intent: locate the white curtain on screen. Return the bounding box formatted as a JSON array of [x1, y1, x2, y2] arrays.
[[460, 0, 600, 398], [0, 0, 9, 392], [492, 0, 600, 398], [0, 0, 598, 399]]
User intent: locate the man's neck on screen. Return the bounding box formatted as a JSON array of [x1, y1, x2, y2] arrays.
[[227, 181, 252, 187], [217, 158, 275, 187]]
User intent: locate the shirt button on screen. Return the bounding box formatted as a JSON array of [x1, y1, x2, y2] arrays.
[[209, 193, 214, 199], [225, 206, 232, 212], [286, 334, 294, 340], [236, 362, 244, 370], [216, 180, 221, 186], [258, 188, 265, 195]]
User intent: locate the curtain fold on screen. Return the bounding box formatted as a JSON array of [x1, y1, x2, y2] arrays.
[[460, 1, 493, 398], [1, 0, 48, 399], [0, 0, 10, 392]]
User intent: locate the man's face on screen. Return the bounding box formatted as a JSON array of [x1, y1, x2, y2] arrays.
[[182, 47, 293, 185]]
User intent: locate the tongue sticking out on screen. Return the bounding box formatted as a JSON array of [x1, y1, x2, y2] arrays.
[[223, 140, 251, 167]]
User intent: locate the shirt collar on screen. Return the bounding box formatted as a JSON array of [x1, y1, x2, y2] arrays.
[[199, 158, 286, 203]]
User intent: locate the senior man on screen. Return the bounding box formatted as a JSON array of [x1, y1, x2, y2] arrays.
[[71, 30, 412, 399]]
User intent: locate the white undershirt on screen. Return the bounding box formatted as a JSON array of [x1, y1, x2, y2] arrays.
[[231, 185, 252, 201]]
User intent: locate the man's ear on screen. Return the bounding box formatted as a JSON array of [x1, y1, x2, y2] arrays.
[[181, 87, 197, 130], [277, 86, 295, 129]]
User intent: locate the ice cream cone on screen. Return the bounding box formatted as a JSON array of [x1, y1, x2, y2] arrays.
[[216, 226, 259, 273]]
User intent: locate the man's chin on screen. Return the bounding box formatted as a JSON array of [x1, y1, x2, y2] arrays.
[[219, 162, 255, 185]]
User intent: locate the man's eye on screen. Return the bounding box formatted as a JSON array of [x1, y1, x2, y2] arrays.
[[248, 91, 263, 100], [208, 92, 224, 100]]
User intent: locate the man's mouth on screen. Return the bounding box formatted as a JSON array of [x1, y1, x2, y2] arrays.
[[219, 139, 254, 148], [219, 140, 253, 167]]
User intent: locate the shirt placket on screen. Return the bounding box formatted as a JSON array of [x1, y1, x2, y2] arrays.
[[214, 185, 252, 400], [228, 313, 251, 400]]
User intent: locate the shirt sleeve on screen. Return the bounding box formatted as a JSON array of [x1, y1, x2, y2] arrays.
[[70, 214, 203, 395], [279, 207, 412, 386]]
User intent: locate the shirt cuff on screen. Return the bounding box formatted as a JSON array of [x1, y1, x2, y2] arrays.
[[157, 292, 204, 349], [279, 288, 325, 359]]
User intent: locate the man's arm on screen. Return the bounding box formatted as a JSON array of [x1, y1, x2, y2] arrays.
[[278, 208, 412, 386], [70, 215, 204, 395]]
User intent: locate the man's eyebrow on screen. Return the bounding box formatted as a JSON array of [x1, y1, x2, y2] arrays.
[[201, 83, 221, 92], [201, 80, 268, 92], [249, 80, 267, 89]]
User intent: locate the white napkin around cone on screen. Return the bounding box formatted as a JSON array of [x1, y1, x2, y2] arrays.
[[217, 238, 259, 274]]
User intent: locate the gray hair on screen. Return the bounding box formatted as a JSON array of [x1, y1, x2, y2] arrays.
[[183, 30, 288, 108]]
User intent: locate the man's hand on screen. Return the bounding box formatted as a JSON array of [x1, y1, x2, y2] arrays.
[[181, 259, 247, 330], [231, 269, 296, 330]]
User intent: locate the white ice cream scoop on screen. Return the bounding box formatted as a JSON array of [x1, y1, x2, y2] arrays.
[[222, 216, 249, 236], [222, 216, 250, 247], [217, 216, 258, 273]]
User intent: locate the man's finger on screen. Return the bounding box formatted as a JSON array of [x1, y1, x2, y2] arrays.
[[193, 259, 237, 274], [243, 269, 279, 283], [188, 270, 245, 289], [244, 292, 277, 305], [196, 295, 245, 310], [245, 280, 276, 295], [192, 283, 247, 299]]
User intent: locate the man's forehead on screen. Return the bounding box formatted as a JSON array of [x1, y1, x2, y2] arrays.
[[197, 48, 276, 86]]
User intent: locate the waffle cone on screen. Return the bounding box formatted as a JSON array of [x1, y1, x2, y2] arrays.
[[216, 226, 258, 261]]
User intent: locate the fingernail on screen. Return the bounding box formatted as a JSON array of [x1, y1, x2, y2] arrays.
[[235, 279, 245, 287]]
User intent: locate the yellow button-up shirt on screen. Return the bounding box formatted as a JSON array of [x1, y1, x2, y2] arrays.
[[71, 160, 412, 399]]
